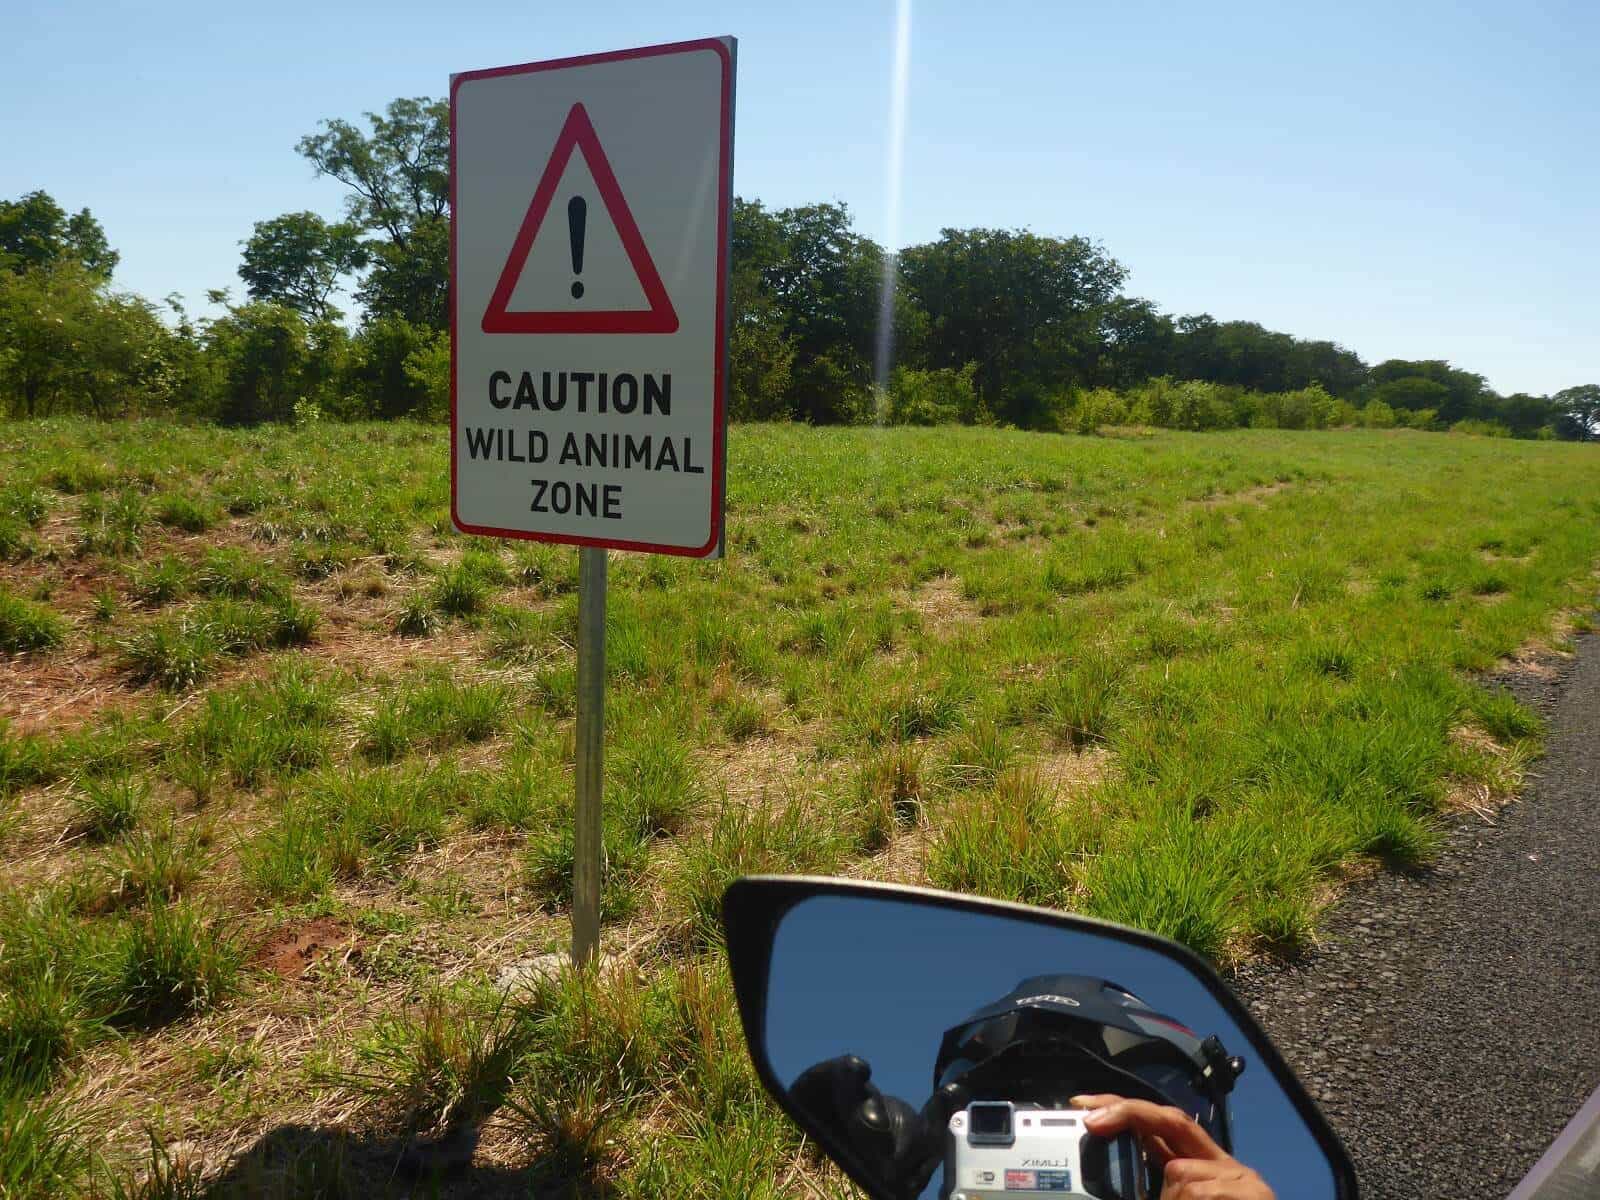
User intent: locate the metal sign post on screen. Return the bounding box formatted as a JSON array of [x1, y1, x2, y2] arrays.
[[451, 38, 733, 968], [571, 546, 606, 965]]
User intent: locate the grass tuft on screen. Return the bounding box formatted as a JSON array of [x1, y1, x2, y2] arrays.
[[70, 774, 147, 841], [76, 490, 148, 557], [0, 723, 53, 800], [118, 618, 218, 690], [245, 764, 464, 897], [1041, 654, 1122, 749], [392, 593, 441, 638], [1469, 688, 1543, 744], [611, 726, 700, 839], [856, 743, 925, 849], [430, 565, 491, 617], [99, 1131, 208, 1200], [155, 493, 218, 534], [100, 900, 242, 1028], [1081, 822, 1236, 961], [928, 769, 1097, 906], [100, 818, 209, 907], [343, 988, 532, 1135], [0, 590, 66, 654], [668, 799, 848, 948], [359, 677, 509, 764], [129, 555, 191, 608], [523, 820, 649, 920], [0, 1084, 90, 1199], [193, 547, 289, 602]]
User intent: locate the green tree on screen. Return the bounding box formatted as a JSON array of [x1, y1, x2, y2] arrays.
[[1495, 393, 1555, 438], [1093, 297, 1175, 388], [0, 264, 175, 418], [1287, 338, 1369, 398], [203, 300, 347, 425], [1170, 315, 1366, 396], [297, 98, 448, 328], [730, 200, 918, 423], [763, 202, 881, 422], [1553, 384, 1599, 441], [728, 283, 796, 421], [345, 315, 439, 419], [239, 212, 368, 320], [355, 216, 449, 330], [0, 190, 118, 279], [729, 199, 796, 420], [1373, 375, 1451, 415], [1369, 360, 1490, 423], [900, 228, 1125, 426]]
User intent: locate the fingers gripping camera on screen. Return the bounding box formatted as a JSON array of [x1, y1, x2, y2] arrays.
[[944, 1102, 1148, 1200]]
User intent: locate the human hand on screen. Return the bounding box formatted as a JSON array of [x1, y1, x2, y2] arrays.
[[1070, 1094, 1275, 1200]]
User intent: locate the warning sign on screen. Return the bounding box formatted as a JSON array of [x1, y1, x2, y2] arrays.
[[451, 39, 734, 556], [481, 103, 679, 336]]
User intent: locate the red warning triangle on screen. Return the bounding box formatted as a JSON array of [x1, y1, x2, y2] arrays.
[[481, 103, 679, 335]]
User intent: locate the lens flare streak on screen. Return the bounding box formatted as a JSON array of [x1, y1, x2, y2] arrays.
[[874, 0, 914, 415]]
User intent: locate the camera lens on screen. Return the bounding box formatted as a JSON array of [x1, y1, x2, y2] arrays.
[[968, 1102, 1014, 1140]]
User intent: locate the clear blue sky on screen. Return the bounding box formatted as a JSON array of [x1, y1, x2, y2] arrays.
[[5, 0, 1594, 396]]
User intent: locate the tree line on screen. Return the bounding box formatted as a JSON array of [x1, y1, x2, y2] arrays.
[[2, 96, 1596, 441]]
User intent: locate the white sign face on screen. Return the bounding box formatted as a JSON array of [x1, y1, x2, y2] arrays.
[[451, 39, 734, 556]]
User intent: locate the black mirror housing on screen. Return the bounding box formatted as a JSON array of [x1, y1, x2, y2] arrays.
[[723, 875, 1358, 1200]]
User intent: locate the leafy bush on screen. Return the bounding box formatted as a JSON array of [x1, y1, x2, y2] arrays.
[[884, 363, 980, 426], [1360, 399, 1398, 429], [1067, 387, 1131, 434]]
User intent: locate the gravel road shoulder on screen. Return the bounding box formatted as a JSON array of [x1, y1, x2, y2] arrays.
[[1234, 631, 1600, 1199]]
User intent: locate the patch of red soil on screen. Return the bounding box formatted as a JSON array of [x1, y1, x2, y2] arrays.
[[252, 916, 357, 981]]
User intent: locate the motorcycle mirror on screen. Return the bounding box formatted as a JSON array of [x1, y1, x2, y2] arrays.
[[723, 877, 1357, 1200]]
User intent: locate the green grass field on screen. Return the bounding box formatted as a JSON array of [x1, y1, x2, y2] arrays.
[[2, 419, 1597, 1197]]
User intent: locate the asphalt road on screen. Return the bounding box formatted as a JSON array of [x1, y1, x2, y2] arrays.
[[1234, 631, 1600, 1199]]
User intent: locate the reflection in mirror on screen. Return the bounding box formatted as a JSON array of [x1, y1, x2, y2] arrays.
[[762, 894, 1336, 1200]]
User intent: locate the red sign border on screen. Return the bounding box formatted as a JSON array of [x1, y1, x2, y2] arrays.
[[450, 37, 733, 558]]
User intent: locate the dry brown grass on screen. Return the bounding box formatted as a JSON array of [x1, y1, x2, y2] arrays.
[[903, 573, 982, 638]]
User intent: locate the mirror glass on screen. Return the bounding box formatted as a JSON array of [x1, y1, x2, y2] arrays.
[[762, 894, 1337, 1200]]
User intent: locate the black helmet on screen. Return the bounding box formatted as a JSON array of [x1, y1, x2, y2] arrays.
[[933, 974, 1245, 1150]]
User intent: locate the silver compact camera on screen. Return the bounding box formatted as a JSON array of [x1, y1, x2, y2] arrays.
[[943, 1101, 1148, 1200]]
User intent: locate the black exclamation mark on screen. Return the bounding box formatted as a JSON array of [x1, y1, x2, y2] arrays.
[[568, 196, 586, 299]]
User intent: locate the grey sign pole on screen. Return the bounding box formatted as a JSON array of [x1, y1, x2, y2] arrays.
[[571, 545, 607, 966]]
